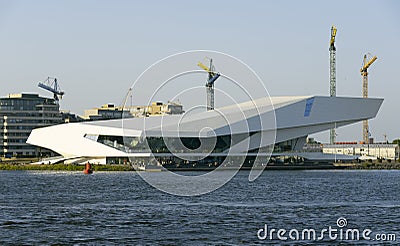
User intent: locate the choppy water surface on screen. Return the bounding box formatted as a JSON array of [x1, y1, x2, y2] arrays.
[[1, 170, 399, 245]]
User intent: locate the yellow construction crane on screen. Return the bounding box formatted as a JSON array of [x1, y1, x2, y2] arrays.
[[360, 55, 377, 78], [197, 58, 220, 111], [360, 54, 377, 143], [329, 25, 337, 144]]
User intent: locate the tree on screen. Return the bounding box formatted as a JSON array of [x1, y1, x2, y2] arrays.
[[393, 139, 400, 146]]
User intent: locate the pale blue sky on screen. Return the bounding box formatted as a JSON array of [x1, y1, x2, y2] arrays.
[[0, 0, 399, 142]]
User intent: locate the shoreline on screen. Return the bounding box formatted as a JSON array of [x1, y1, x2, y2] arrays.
[[1, 161, 400, 171]]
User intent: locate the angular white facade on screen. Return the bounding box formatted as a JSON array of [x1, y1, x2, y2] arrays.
[[27, 96, 383, 165]]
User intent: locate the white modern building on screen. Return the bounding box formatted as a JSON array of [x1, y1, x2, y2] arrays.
[[323, 143, 399, 160], [27, 96, 383, 168]]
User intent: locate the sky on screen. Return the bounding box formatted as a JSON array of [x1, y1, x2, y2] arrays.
[[0, 0, 399, 143]]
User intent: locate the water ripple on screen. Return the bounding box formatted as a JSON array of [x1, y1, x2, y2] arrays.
[[0, 170, 399, 244]]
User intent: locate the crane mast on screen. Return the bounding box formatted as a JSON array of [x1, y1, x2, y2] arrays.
[[198, 58, 220, 111], [329, 25, 337, 144], [360, 54, 377, 143]]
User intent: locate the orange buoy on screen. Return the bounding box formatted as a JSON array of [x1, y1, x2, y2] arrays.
[[83, 162, 93, 174]]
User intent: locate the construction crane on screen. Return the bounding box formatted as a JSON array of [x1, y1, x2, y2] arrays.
[[360, 54, 377, 143], [38, 77, 65, 102], [329, 25, 337, 144], [197, 58, 220, 111], [120, 88, 133, 109]]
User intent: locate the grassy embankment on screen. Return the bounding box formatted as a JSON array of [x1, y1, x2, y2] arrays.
[[0, 163, 134, 171], [0, 159, 399, 171], [351, 160, 400, 170]]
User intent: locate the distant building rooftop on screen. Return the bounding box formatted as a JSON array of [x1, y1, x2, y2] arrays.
[[6, 93, 41, 99], [82, 101, 184, 120]]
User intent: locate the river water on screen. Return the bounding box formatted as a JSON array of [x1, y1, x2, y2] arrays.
[[1, 170, 399, 245]]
